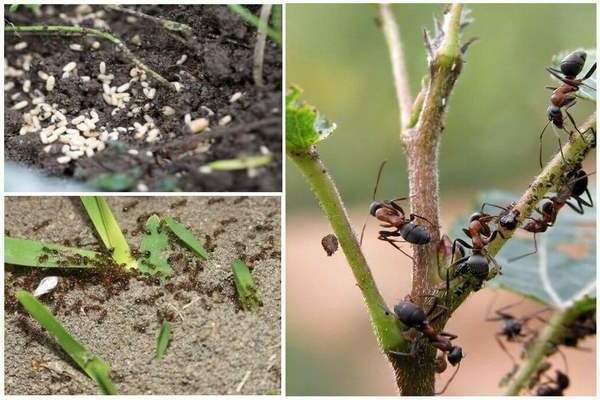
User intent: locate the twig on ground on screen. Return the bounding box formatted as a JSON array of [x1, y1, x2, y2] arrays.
[[253, 5, 272, 87]]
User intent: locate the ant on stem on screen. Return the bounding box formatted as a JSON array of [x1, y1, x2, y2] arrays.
[[360, 161, 436, 260]]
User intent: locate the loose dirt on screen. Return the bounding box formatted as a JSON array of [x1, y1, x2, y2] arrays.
[[5, 5, 282, 192], [5, 196, 281, 394]]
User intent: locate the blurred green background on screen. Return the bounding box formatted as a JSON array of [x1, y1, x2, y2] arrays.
[[287, 3, 595, 211], [286, 3, 596, 395]]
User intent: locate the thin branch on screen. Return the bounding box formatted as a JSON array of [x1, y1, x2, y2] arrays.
[[253, 4, 272, 87], [5, 25, 174, 89], [379, 4, 413, 128], [288, 148, 406, 352], [505, 297, 593, 395], [104, 5, 193, 39]]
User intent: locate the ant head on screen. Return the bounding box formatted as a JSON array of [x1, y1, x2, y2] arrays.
[[547, 105, 561, 119], [540, 200, 556, 215], [555, 370, 570, 389], [447, 346, 463, 366], [393, 301, 427, 328], [560, 50, 586, 77], [468, 212, 483, 222], [369, 201, 383, 217]]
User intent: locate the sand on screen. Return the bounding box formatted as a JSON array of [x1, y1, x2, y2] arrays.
[[4, 196, 281, 395]]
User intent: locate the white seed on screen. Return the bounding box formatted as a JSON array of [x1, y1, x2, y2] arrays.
[[32, 97, 45, 105], [22, 80, 31, 93], [128, 149, 139, 155], [90, 110, 99, 122], [143, 87, 156, 99], [33, 276, 59, 297], [230, 92, 243, 103], [188, 118, 209, 134], [54, 126, 67, 135], [86, 148, 95, 157], [184, 113, 192, 124], [162, 106, 176, 116], [99, 61, 106, 74], [172, 82, 183, 92], [14, 42, 28, 50], [176, 54, 188, 65], [43, 145, 53, 153], [117, 83, 130, 93], [201, 106, 214, 116], [219, 115, 232, 126], [5, 81, 15, 91], [61, 71, 70, 79], [77, 123, 89, 132], [131, 34, 142, 46], [81, 76, 91, 82], [66, 128, 79, 135], [71, 115, 85, 125], [92, 41, 101, 50], [46, 76, 56, 91], [12, 100, 29, 110], [57, 155, 72, 164], [143, 114, 154, 124], [63, 62, 77, 72], [69, 44, 83, 51], [38, 71, 49, 80], [260, 145, 270, 155], [11, 92, 21, 101]]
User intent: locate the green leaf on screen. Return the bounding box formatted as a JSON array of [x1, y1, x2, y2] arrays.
[[5, 237, 99, 268], [89, 170, 140, 191], [232, 260, 262, 311], [551, 49, 596, 102], [155, 321, 171, 360], [227, 4, 281, 44], [206, 154, 272, 171], [454, 191, 595, 308], [164, 217, 209, 260], [139, 215, 172, 277], [81, 197, 137, 269], [16, 290, 117, 394], [286, 86, 337, 152]]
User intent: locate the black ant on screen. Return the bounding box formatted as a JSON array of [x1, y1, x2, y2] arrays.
[[485, 297, 550, 365], [360, 162, 435, 259], [540, 50, 596, 168], [122, 200, 139, 212], [32, 219, 51, 232], [383, 298, 463, 394], [169, 199, 187, 209], [535, 370, 570, 396], [480, 202, 520, 231], [444, 212, 503, 294]]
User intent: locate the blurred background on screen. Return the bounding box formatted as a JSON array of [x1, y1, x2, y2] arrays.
[[286, 3, 596, 395]]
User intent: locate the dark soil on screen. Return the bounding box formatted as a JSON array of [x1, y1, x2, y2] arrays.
[[5, 5, 282, 192], [5, 196, 281, 394]]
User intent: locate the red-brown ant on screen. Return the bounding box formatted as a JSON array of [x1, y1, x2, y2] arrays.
[[360, 162, 435, 259], [540, 50, 596, 168], [383, 299, 463, 394], [444, 212, 503, 294], [535, 370, 570, 396]]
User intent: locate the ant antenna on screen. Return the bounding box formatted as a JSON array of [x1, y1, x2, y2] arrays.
[[360, 160, 387, 246], [436, 362, 461, 395], [539, 120, 552, 168]]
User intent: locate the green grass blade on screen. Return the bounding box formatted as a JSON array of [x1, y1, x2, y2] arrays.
[[155, 321, 171, 360], [15, 290, 117, 395], [164, 217, 209, 260], [228, 5, 281, 44], [80, 196, 137, 269], [139, 215, 172, 277], [5, 237, 99, 268], [206, 154, 273, 171], [232, 260, 262, 311]]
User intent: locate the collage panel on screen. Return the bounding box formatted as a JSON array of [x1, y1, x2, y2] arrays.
[[286, 2, 595, 396], [5, 4, 282, 192], [5, 196, 281, 394]]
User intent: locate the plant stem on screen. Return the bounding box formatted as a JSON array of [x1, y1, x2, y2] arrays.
[[253, 4, 272, 87], [505, 297, 593, 395], [381, 4, 465, 394], [5, 25, 173, 89], [379, 4, 413, 128], [288, 148, 406, 351], [105, 5, 193, 39]]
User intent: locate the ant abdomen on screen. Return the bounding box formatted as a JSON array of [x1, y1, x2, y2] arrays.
[[400, 223, 431, 245], [460, 254, 489, 280], [393, 301, 427, 327], [559, 50, 586, 77]]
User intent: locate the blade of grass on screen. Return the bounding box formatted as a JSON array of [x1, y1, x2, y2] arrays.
[[139, 215, 172, 277], [228, 5, 281, 44], [155, 321, 171, 360], [80, 196, 137, 269], [16, 290, 117, 394], [232, 260, 262, 311], [5, 237, 99, 268], [205, 154, 272, 171], [164, 217, 209, 260]]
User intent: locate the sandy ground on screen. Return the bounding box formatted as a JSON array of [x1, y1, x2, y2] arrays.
[[5, 196, 281, 395], [286, 207, 596, 395]]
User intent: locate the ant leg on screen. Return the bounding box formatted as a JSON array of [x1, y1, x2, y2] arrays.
[[508, 233, 539, 262], [438, 331, 458, 340], [545, 67, 581, 86], [495, 333, 518, 366], [378, 234, 415, 260], [583, 188, 593, 207], [545, 86, 558, 91], [436, 363, 461, 395], [539, 120, 551, 168], [564, 199, 585, 214], [564, 108, 589, 145], [451, 239, 472, 264], [408, 213, 439, 229]]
